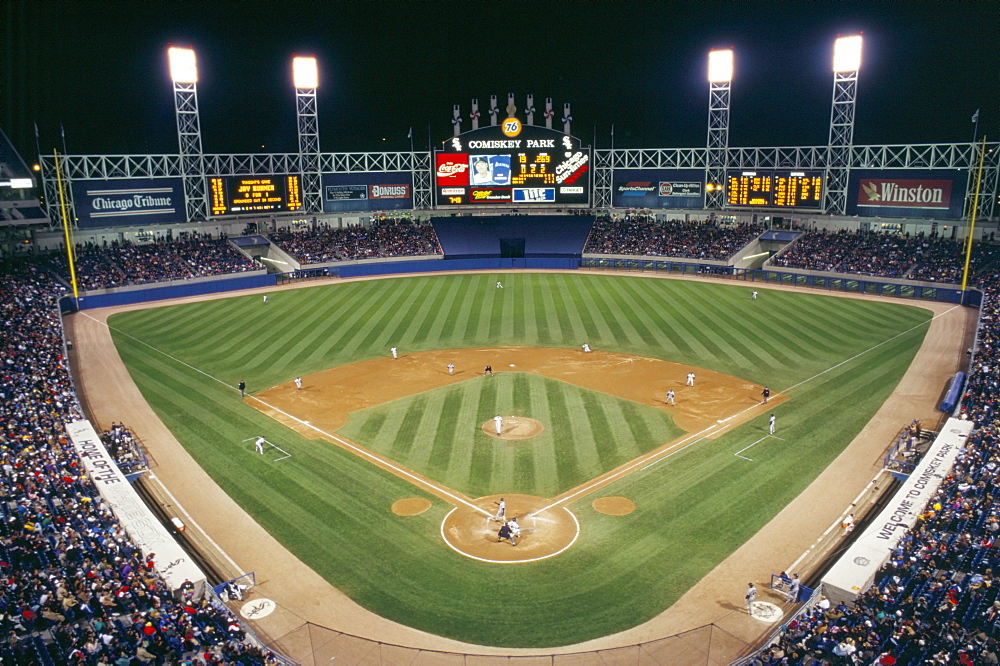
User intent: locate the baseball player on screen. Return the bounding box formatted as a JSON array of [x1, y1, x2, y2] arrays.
[[494, 497, 506, 522], [581, 343, 592, 353], [494, 414, 503, 435], [484, 365, 493, 377], [761, 387, 770, 404], [263, 294, 268, 304], [745, 582, 757, 616], [255, 437, 265, 455], [294, 377, 302, 390], [497, 522, 514, 544], [391, 347, 398, 359], [506, 518, 520, 546], [496, 281, 504, 289], [666, 389, 675, 406], [769, 413, 776, 435], [752, 290, 757, 300], [238, 380, 246, 398], [686, 372, 695, 387], [447, 363, 455, 375]]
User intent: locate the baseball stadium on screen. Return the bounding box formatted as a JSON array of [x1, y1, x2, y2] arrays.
[[2, 32, 1000, 666]]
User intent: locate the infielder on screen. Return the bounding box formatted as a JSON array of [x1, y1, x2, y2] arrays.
[[255, 437, 265, 455], [581, 343, 592, 353], [494, 414, 503, 435], [294, 377, 302, 390], [769, 413, 776, 435], [391, 347, 398, 359], [686, 372, 695, 386], [447, 363, 455, 375], [666, 389, 675, 406]]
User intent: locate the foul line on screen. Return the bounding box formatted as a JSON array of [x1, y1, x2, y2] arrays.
[[778, 305, 957, 396], [530, 306, 956, 517], [84, 312, 491, 518]]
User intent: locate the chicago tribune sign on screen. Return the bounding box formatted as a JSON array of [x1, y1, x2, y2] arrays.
[[857, 178, 952, 210], [87, 187, 176, 218]]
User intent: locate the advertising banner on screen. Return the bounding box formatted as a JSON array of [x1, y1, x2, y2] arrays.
[[848, 171, 965, 219], [72, 178, 184, 228], [321, 173, 413, 212], [612, 170, 705, 209], [325, 185, 368, 201]]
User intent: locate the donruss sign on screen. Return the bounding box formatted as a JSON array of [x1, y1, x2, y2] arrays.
[[369, 184, 410, 199], [436, 154, 470, 185], [857, 178, 952, 210]]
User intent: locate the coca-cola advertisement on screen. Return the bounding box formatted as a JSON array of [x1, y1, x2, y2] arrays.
[[857, 178, 952, 210], [436, 153, 470, 186]]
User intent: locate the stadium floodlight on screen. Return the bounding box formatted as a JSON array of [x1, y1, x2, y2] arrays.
[[168, 46, 198, 83], [707, 49, 734, 83], [832, 35, 863, 73], [293, 56, 318, 89]]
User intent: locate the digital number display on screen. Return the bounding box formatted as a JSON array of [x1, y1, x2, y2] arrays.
[[726, 170, 824, 209], [435, 123, 590, 206], [208, 175, 303, 216]]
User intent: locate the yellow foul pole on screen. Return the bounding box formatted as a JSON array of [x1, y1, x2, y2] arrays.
[[53, 149, 79, 302], [960, 135, 987, 293]]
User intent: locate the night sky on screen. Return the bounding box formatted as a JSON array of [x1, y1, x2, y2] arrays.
[[3, 0, 998, 163]]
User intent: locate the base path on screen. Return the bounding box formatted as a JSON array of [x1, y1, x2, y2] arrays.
[[65, 271, 973, 661]]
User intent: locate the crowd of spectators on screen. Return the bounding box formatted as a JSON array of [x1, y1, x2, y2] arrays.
[[771, 229, 1000, 283], [583, 213, 764, 260], [752, 272, 1000, 664], [269, 218, 441, 265], [0, 258, 281, 664], [45, 232, 260, 291]]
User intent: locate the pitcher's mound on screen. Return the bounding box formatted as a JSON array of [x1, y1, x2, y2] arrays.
[[482, 417, 544, 440], [441, 494, 579, 563]]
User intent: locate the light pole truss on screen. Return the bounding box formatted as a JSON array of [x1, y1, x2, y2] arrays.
[[706, 81, 731, 210], [825, 69, 859, 215], [295, 87, 322, 214], [39, 142, 998, 228], [173, 81, 207, 222]]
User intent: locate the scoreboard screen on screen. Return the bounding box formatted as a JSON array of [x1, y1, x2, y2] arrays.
[[725, 170, 824, 209], [209, 175, 303, 216], [435, 121, 590, 206]]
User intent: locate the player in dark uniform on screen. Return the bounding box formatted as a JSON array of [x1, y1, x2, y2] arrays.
[[484, 365, 493, 377]]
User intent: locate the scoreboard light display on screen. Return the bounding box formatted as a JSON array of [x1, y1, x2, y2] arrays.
[[209, 175, 303, 216], [725, 170, 824, 209], [435, 123, 591, 206]]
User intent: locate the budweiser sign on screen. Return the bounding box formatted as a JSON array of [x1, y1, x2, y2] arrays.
[[435, 153, 470, 186], [857, 178, 952, 210]]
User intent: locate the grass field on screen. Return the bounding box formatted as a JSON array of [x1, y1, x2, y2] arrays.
[[108, 272, 932, 647]]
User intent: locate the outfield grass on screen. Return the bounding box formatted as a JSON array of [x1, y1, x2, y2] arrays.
[[108, 273, 932, 646]]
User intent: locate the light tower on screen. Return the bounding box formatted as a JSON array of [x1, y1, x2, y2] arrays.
[[824, 35, 862, 215], [168, 46, 207, 221], [705, 49, 733, 210], [293, 56, 322, 214]]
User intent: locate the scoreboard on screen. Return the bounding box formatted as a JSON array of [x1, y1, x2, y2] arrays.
[[435, 121, 591, 206], [725, 170, 824, 209], [209, 175, 303, 216]]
